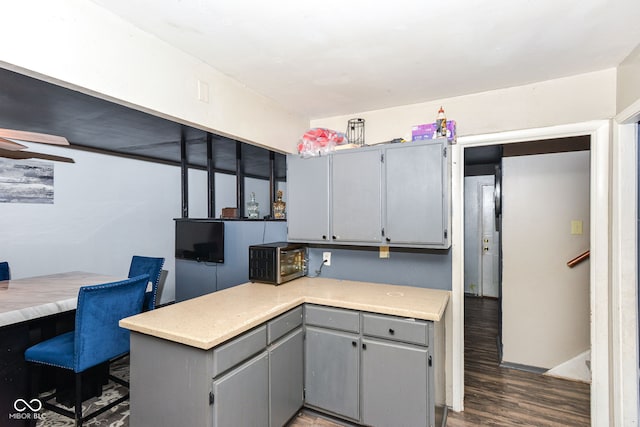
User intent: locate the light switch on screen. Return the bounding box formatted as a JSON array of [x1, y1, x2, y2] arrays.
[[197, 80, 210, 103], [571, 220, 583, 235], [379, 246, 390, 259]]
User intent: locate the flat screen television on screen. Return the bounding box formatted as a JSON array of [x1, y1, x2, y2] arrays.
[[175, 220, 225, 263]]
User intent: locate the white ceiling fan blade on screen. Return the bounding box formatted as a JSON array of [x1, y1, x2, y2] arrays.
[[0, 148, 75, 163], [0, 129, 69, 146], [0, 137, 28, 151]]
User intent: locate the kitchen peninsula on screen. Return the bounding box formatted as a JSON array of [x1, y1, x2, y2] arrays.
[[120, 277, 450, 427]]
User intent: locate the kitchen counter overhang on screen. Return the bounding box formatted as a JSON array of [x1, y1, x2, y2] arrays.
[[119, 277, 450, 350]]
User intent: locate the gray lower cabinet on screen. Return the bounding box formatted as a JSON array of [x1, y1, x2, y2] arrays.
[[212, 351, 269, 426], [269, 328, 304, 427], [129, 304, 437, 427], [305, 326, 360, 421], [361, 339, 429, 427]]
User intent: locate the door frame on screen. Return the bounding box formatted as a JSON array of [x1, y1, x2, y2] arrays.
[[612, 99, 640, 426], [450, 120, 611, 425]]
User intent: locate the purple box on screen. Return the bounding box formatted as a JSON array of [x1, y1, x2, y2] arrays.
[[412, 120, 456, 143]]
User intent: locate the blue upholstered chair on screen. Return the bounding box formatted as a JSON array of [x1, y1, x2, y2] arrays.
[[0, 261, 10, 281], [128, 255, 165, 311], [24, 274, 149, 426]]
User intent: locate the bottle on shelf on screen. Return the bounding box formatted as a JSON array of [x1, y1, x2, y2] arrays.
[[247, 192, 259, 219], [273, 190, 286, 219], [436, 106, 447, 138]]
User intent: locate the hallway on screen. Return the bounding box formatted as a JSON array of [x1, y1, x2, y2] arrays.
[[447, 297, 590, 426]]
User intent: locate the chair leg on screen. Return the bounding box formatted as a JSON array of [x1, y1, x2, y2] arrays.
[[75, 372, 83, 427]]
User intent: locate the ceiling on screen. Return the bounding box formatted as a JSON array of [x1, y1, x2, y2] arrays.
[[90, 0, 640, 119], [1, 2, 638, 174], [0, 67, 286, 179]]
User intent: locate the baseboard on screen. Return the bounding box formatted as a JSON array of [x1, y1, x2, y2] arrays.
[[499, 361, 547, 374]]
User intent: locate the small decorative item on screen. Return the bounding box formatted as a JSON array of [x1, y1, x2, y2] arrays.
[[346, 118, 365, 146], [273, 190, 286, 219], [247, 192, 259, 219], [436, 106, 447, 137]]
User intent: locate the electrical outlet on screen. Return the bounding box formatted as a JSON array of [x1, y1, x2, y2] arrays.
[[322, 252, 331, 266]]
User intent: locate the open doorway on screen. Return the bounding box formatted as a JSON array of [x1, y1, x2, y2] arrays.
[[463, 137, 591, 371]]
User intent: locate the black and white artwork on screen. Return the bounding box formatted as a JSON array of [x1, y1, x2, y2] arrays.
[[0, 158, 54, 204]]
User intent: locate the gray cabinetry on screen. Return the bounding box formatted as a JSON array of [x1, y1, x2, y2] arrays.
[[268, 307, 304, 427], [287, 155, 330, 242], [331, 150, 382, 244], [361, 339, 429, 427], [385, 141, 448, 246], [212, 351, 269, 427], [305, 326, 360, 421], [286, 138, 450, 249], [304, 305, 437, 427], [130, 303, 441, 427]]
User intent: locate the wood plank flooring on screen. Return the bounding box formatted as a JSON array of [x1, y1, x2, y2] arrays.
[[446, 296, 590, 427]]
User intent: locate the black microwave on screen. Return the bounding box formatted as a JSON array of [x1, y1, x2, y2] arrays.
[[249, 242, 307, 285]]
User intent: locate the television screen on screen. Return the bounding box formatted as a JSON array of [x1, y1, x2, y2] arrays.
[[175, 220, 225, 263]]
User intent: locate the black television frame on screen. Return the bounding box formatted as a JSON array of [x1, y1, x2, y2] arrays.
[[175, 219, 225, 263]]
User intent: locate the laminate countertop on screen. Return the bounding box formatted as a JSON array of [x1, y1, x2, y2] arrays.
[[120, 277, 450, 350]]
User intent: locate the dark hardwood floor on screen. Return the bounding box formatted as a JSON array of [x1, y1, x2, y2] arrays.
[[447, 296, 590, 426]]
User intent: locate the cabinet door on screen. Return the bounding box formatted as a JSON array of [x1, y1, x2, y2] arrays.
[[269, 329, 304, 427], [212, 352, 269, 427], [286, 155, 331, 242], [305, 327, 360, 421], [385, 142, 447, 246], [361, 339, 430, 427], [331, 150, 382, 243]]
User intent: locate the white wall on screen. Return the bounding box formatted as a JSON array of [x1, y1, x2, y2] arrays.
[[617, 43, 640, 114], [464, 175, 494, 295], [311, 69, 616, 146], [501, 150, 590, 369], [0, 143, 181, 303], [0, 0, 308, 154]]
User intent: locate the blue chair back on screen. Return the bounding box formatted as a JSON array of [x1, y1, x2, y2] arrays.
[[128, 256, 165, 311], [0, 261, 9, 281], [74, 274, 148, 372]]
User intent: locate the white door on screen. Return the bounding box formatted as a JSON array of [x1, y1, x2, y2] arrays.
[[480, 185, 499, 298]]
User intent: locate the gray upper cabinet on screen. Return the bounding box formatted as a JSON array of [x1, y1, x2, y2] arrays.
[[287, 155, 330, 242], [385, 141, 448, 246], [331, 150, 383, 244], [287, 139, 450, 249]]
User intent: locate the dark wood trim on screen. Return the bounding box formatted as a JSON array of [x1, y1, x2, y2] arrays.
[[235, 142, 244, 218], [180, 127, 188, 218], [206, 133, 215, 218], [269, 151, 276, 218]]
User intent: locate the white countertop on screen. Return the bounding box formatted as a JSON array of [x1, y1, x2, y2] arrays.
[[0, 271, 122, 327], [120, 277, 450, 350]]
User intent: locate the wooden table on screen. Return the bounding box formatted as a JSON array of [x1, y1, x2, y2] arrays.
[[0, 272, 121, 426]]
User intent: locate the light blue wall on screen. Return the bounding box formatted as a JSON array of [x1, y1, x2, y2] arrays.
[[307, 246, 451, 290], [175, 220, 287, 301]]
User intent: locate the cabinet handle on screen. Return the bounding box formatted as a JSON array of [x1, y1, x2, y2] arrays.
[[362, 343, 367, 350], [388, 328, 395, 335], [386, 237, 391, 243], [352, 341, 357, 347], [332, 235, 338, 240], [322, 235, 327, 240]]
